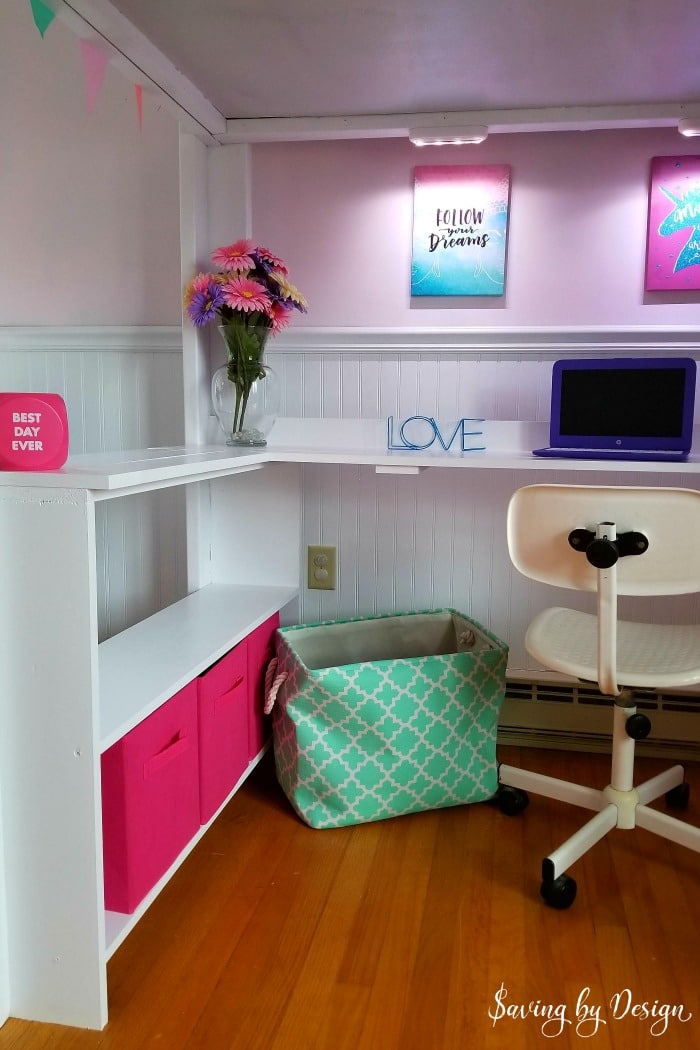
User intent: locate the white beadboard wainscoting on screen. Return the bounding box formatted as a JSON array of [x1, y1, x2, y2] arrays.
[[0, 326, 189, 641], [268, 325, 700, 421], [0, 327, 185, 453], [5, 324, 700, 753]]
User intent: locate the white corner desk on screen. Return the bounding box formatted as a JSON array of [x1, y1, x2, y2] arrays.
[[1, 418, 699, 1029]]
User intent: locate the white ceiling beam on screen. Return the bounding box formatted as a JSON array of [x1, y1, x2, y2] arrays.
[[42, 7, 700, 147], [54, 0, 226, 141], [220, 103, 700, 144]]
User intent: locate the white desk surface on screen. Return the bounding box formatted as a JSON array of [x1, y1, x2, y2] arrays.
[[1, 419, 699, 492]]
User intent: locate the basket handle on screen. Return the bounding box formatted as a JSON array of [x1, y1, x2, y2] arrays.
[[143, 734, 189, 780], [264, 657, 288, 714]]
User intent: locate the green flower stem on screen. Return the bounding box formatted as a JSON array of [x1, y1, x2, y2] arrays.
[[219, 318, 270, 436]]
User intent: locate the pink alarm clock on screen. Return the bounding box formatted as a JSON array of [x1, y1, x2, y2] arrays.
[[0, 393, 69, 471]]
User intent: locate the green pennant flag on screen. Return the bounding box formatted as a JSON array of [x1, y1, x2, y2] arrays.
[[30, 0, 56, 37]]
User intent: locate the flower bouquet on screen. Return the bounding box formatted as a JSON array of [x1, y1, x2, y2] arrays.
[[184, 239, 307, 445]]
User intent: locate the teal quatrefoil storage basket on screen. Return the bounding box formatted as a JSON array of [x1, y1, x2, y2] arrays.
[[265, 609, 508, 829]]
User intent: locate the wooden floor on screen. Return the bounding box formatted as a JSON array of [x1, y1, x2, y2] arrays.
[[2, 746, 700, 1049]]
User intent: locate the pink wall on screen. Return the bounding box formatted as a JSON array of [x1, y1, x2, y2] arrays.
[[251, 130, 700, 329], [1, 4, 182, 326]]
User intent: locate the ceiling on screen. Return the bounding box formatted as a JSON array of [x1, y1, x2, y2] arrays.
[[104, 0, 700, 131]]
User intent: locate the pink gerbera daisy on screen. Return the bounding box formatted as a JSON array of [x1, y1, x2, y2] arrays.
[[211, 239, 256, 273], [183, 271, 215, 306], [268, 301, 293, 333], [256, 246, 289, 275], [221, 276, 273, 313]]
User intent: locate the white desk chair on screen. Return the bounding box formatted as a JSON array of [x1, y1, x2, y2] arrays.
[[499, 483, 700, 909]]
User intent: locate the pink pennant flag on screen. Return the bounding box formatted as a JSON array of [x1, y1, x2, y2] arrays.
[[134, 84, 143, 131], [80, 38, 109, 113]]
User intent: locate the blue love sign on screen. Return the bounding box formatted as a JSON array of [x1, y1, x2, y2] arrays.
[[387, 416, 485, 452]]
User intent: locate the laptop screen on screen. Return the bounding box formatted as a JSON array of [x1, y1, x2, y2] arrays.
[[550, 357, 697, 452]]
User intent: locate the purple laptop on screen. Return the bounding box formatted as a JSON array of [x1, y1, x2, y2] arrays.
[[533, 357, 697, 462]]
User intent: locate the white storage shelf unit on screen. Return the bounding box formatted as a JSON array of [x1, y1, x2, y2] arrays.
[[3, 429, 700, 1030], [0, 449, 300, 1030]]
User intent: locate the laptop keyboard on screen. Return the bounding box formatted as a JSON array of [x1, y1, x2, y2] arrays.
[[534, 447, 688, 460], [531, 443, 688, 459], [563, 447, 683, 455]]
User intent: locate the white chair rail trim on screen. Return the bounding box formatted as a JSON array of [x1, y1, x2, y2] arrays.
[[2, 324, 700, 357], [0, 326, 183, 353], [270, 325, 700, 356]]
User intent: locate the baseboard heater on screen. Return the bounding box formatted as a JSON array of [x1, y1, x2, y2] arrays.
[[498, 673, 700, 761]]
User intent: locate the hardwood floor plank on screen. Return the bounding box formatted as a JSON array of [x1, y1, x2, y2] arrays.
[[352, 816, 438, 1048], [268, 822, 386, 1048], [400, 804, 496, 1048]]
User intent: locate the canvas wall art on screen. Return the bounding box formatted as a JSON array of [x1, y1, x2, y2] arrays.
[[646, 155, 700, 291], [411, 164, 511, 297]]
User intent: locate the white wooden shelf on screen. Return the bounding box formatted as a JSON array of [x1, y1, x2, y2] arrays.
[[99, 583, 298, 750], [0, 446, 269, 494]]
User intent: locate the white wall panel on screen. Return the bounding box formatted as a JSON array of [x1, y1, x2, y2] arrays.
[[1, 328, 188, 641], [94, 488, 188, 642], [299, 464, 516, 644], [267, 348, 558, 421], [7, 327, 700, 664]]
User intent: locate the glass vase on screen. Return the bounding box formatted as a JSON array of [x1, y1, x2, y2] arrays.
[[213, 321, 280, 446]]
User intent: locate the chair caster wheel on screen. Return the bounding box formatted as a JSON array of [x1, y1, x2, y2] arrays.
[[540, 873, 577, 910], [625, 713, 651, 740], [666, 782, 690, 810], [496, 784, 529, 816]]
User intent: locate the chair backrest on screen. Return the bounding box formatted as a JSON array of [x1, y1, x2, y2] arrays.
[[507, 484, 700, 596]]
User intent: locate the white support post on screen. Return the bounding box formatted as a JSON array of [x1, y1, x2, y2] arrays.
[[204, 144, 254, 445], [179, 136, 254, 593], [0, 779, 8, 1028], [179, 129, 211, 450], [179, 129, 213, 594], [0, 489, 106, 1028], [207, 143, 253, 245]]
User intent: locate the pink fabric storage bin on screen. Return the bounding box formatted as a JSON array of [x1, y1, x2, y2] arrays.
[[197, 642, 250, 823], [101, 681, 200, 914], [247, 613, 280, 759]]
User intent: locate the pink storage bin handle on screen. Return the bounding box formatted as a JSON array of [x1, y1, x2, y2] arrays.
[[143, 734, 190, 780], [214, 675, 245, 711], [264, 658, 287, 715]]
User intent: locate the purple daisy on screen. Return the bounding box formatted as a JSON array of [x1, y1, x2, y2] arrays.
[[186, 282, 226, 326]]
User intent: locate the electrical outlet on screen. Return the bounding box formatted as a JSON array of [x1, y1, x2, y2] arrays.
[[307, 544, 337, 590]]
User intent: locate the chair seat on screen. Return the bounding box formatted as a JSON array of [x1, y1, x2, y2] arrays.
[[526, 607, 700, 691]]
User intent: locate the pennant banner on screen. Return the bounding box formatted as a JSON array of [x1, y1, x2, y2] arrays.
[[30, 0, 56, 37], [134, 84, 143, 130], [80, 38, 110, 113]]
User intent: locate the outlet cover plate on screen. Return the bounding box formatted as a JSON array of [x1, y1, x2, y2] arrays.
[[307, 544, 337, 590]]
